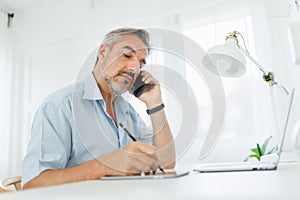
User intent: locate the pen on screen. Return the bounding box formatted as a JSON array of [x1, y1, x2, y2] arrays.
[[119, 123, 165, 174]]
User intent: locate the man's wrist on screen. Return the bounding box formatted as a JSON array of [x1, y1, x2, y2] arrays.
[[145, 99, 163, 109], [146, 103, 165, 115]]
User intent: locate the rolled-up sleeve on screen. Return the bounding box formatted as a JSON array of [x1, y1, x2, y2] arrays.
[[22, 103, 72, 187], [129, 109, 153, 145]]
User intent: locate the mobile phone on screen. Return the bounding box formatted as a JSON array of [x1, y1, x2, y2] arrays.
[[131, 72, 148, 97]]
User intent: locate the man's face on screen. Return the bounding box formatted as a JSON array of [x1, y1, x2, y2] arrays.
[[98, 34, 148, 96]]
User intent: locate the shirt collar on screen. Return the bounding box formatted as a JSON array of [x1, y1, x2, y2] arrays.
[[83, 72, 130, 113], [83, 72, 104, 101]]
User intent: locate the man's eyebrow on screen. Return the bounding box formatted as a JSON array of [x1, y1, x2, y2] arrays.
[[122, 46, 147, 65], [122, 46, 136, 53]]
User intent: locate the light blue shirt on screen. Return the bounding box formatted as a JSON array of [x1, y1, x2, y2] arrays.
[[22, 72, 153, 186]]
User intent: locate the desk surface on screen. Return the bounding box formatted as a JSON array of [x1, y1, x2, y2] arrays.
[[1, 162, 300, 200]]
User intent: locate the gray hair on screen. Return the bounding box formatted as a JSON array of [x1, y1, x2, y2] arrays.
[[101, 27, 151, 52]]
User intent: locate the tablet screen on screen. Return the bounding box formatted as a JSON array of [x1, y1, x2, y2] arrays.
[[100, 171, 189, 180]]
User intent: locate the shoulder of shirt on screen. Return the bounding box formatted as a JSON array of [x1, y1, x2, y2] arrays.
[[40, 82, 84, 109]]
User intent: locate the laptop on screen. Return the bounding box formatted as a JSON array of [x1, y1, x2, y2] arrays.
[[193, 88, 295, 173]]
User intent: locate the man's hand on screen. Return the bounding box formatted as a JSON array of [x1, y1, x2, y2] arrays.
[[135, 71, 163, 108], [98, 141, 160, 175], [130, 70, 176, 169]]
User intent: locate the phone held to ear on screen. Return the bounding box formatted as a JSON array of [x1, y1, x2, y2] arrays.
[[131, 72, 148, 97]]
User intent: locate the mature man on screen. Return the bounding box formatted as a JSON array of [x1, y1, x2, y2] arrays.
[[22, 27, 175, 189]]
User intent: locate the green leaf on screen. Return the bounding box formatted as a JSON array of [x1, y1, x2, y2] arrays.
[[249, 154, 260, 161], [243, 156, 250, 162], [266, 146, 278, 154], [261, 135, 272, 155], [250, 148, 259, 154], [256, 143, 262, 157], [245, 136, 274, 162]]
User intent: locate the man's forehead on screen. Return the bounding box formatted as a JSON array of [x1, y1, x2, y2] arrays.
[[116, 35, 148, 54]]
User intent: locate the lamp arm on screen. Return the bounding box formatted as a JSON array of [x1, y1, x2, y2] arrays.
[[240, 45, 282, 138], [238, 46, 268, 75], [239, 46, 289, 95]]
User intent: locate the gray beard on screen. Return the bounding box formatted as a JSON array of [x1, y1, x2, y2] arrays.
[[100, 61, 129, 96], [104, 76, 128, 96]]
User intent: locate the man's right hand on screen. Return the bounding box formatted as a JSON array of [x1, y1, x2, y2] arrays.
[[98, 141, 160, 176], [23, 142, 159, 189]]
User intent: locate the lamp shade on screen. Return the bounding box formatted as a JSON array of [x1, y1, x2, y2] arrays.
[[202, 38, 246, 77]]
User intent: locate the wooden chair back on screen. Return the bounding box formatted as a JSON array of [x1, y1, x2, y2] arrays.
[[1, 176, 22, 191]]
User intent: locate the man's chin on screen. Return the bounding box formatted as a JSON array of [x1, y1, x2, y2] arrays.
[[106, 78, 130, 96], [111, 86, 128, 96], [117, 82, 131, 92]]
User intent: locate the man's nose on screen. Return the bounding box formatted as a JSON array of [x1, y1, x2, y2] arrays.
[[126, 59, 140, 73]]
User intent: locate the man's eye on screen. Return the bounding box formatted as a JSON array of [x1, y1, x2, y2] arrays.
[[123, 53, 131, 58]]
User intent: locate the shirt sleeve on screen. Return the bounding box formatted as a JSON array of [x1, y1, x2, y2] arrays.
[[21, 103, 72, 187], [130, 109, 153, 145]]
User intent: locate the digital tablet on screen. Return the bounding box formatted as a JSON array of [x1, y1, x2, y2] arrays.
[[100, 171, 189, 180]]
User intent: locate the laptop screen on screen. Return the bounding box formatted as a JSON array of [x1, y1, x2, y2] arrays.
[[276, 88, 295, 161]]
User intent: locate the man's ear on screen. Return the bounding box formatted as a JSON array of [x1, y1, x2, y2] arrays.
[[98, 44, 108, 60]]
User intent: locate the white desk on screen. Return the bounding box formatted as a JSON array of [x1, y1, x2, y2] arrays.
[[1, 162, 300, 200]]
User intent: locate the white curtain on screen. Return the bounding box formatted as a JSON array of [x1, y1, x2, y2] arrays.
[[0, 11, 12, 179], [175, 0, 286, 163]]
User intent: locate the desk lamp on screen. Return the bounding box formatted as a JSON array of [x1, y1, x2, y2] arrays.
[[202, 31, 289, 137]]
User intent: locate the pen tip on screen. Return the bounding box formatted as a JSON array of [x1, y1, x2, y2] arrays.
[[159, 166, 165, 174], [119, 123, 123, 127]]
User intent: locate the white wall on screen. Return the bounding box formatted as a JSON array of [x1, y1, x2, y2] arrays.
[[0, 9, 12, 179], [251, 0, 300, 150], [1, 0, 300, 179]]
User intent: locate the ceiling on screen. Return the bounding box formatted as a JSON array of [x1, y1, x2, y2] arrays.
[[0, 0, 60, 12], [0, 0, 210, 12], [0, 0, 228, 15]]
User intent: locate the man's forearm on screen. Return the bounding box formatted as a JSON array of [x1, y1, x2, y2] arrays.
[[23, 158, 114, 189], [149, 108, 176, 168], [23, 140, 163, 189]]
